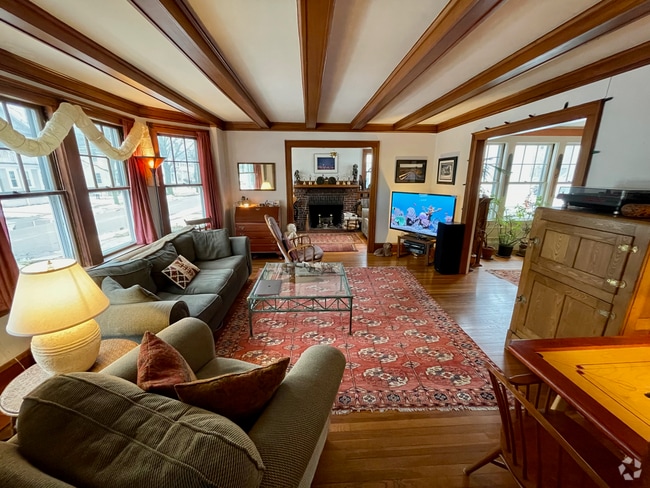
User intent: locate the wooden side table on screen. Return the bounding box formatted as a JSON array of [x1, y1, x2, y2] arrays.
[[0, 339, 138, 428], [397, 234, 436, 266]]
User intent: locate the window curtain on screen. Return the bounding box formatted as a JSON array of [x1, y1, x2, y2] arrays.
[[197, 131, 223, 228], [123, 120, 157, 244], [254, 163, 263, 188], [0, 204, 19, 315]]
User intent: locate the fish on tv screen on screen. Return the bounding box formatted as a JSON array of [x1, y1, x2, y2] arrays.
[[390, 191, 456, 238]]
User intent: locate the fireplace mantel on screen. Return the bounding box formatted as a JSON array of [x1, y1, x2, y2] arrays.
[[294, 184, 360, 190]]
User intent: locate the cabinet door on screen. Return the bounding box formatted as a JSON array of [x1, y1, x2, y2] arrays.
[[528, 219, 634, 296], [510, 270, 612, 340]]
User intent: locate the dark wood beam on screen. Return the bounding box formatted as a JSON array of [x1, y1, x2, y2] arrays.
[[396, 0, 650, 129], [0, 0, 221, 124], [350, 0, 504, 130], [437, 40, 650, 132], [224, 122, 437, 133], [298, 0, 336, 129], [129, 0, 270, 129]]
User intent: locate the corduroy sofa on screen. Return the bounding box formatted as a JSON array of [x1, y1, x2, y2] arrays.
[[87, 226, 252, 341], [0, 318, 346, 487]]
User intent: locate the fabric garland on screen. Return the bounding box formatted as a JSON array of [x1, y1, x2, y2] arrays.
[[0, 102, 149, 159]]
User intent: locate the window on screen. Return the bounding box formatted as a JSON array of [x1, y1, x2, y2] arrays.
[[157, 134, 205, 230], [0, 99, 76, 266], [505, 143, 553, 212], [73, 124, 136, 255], [550, 143, 580, 207]]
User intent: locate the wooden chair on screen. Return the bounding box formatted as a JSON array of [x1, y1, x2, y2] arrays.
[[264, 214, 323, 263], [184, 217, 213, 231], [465, 364, 635, 487]]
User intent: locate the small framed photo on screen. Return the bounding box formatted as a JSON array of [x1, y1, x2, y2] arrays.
[[437, 156, 457, 185], [395, 158, 427, 183], [314, 154, 338, 173]]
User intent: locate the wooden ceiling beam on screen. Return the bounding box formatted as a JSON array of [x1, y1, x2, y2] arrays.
[[350, 0, 504, 130], [0, 0, 221, 125], [129, 0, 270, 129], [396, 0, 650, 130], [298, 0, 336, 129], [436, 40, 650, 132]]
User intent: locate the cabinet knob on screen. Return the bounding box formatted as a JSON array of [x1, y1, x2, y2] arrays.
[[516, 295, 527, 303], [529, 237, 540, 246], [606, 278, 626, 289], [617, 244, 638, 253]]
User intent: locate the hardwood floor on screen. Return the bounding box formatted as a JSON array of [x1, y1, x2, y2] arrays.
[[253, 237, 523, 487]]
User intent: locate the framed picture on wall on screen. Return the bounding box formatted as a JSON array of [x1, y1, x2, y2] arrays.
[[395, 158, 427, 183], [437, 156, 457, 185], [314, 154, 338, 173]]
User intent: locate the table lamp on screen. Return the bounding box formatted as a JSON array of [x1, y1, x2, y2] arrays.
[[6, 259, 109, 375]]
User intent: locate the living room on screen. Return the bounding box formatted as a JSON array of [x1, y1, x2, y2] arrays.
[[2, 2, 650, 486]]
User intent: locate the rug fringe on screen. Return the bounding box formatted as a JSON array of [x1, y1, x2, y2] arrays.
[[332, 405, 498, 415]]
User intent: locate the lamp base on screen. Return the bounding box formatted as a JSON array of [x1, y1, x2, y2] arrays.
[[30, 320, 102, 375]]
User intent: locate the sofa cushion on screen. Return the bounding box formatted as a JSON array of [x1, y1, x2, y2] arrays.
[[171, 232, 196, 262], [18, 373, 265, 488], [137, 331, 197, 398], [192, 229, 232, 260], [162, 255, 201, 289], [101, 276, 160, 304], [158, 293, 223, 326], [88, 259, 156, 293], [175, 357, 290, 429], [144, 242, 179, 291]]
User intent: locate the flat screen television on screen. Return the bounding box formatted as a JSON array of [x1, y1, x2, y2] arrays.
[[389, 191, 456, 239]]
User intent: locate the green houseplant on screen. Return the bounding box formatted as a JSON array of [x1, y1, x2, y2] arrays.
[[496, 201, 537, 257]]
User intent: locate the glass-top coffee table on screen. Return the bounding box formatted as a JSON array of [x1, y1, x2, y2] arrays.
[[247, 262, 353, 336]]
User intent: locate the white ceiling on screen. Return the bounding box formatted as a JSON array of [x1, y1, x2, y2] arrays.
[[1, 0, 649, 131]]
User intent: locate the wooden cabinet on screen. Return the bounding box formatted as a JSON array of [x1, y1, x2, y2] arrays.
[[507, 208, 650, 343], [234, 205, 281, 255]]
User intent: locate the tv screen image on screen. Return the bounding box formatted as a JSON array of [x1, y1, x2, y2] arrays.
[[390, 191, 456, 239]]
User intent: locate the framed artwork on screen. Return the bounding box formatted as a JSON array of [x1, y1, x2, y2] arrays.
[[437, 156, 457, 185], [395, 159, 427, 183], [314, 154, 338, 173]]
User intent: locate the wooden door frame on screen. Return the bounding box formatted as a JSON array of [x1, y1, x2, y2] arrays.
[[459, 99, 607, 273], [284, 140, 380, 252]]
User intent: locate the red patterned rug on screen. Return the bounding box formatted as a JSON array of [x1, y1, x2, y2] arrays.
[[216, 267, 497, 413], [485, 269, 521, 286], [305, 232, 361, 252]]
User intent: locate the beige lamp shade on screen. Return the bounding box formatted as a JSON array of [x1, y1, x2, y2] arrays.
[[260, 181, 272, 190], [6, 259, 109, 374]]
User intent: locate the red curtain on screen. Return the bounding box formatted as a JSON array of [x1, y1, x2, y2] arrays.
[[197, 131, 223, 228], [0, 203, 19, 315], [123, 120, 157, 244]]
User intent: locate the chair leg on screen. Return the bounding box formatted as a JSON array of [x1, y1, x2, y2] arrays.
[[464, 445, 503, 475]]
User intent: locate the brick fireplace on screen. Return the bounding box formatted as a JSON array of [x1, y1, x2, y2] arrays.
[[293, 185, 360, 231]]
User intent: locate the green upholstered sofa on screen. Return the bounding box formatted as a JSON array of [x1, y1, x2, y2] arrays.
[[0, 318, 346, 487], [87, 226, 252, 341]]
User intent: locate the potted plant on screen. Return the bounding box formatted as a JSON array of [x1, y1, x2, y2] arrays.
[[496, 201, 537, 258]]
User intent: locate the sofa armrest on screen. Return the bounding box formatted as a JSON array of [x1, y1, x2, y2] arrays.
[[95, 300, 189, 339], [247, 345, 345, 488], [0, 442, 75, 487], [230, 236, 252, 275]]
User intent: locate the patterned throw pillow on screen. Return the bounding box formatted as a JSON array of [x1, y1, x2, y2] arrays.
[[175, 357, 290, 429], [137, 331, 197, 398], [162, 255, 200, 289]]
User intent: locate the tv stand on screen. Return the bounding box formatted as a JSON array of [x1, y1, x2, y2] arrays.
[[397, 234, 436, 266]]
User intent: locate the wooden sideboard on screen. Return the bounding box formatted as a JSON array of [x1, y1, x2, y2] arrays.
[[234, 205, 281, 255], [507, 207, 650, 343]]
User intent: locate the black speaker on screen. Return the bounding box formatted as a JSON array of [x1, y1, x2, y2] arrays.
[[434, 223, 465, 274]]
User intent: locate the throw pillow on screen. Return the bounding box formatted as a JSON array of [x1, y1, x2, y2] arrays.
[[162, 255, 200, 289], [137, 331, 197, 398], [192, 229, 232, 260], [175, 357, 290, 428], [101, 276, 161, 304]]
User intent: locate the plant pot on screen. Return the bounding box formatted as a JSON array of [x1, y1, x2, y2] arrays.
[[516, 242, 529, 257], [481, 246, 496, 260], [497, 244, 514, 258]]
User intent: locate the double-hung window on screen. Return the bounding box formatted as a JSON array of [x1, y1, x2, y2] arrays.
[[157, 134, 205, 230], [73, 124, 136, 255], [0, 99, 75, 266]]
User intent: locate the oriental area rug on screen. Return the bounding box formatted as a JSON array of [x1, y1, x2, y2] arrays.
[[304, 232, 361, 252], [485, 269, 521, 286], [216, 267, 497, 414]]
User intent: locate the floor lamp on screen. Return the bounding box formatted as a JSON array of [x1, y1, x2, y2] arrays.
[[137, 156, 166, 237]]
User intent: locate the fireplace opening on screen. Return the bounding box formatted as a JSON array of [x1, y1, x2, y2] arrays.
[[308, 204, 343, 229]]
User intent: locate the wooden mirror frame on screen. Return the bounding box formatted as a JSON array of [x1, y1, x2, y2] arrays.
[[459, 99, 607, 273], [285, 140, 380, 253]]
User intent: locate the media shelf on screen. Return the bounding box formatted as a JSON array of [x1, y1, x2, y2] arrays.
[[397, 234, 436, 266]]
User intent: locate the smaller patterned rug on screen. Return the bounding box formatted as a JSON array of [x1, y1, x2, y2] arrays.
[[485, 269, 521, 286], [305, 232, 361, 252]]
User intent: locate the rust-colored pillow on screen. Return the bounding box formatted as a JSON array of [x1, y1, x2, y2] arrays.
[[137, 331, 197, 398], [174, 357, 290, 428]]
